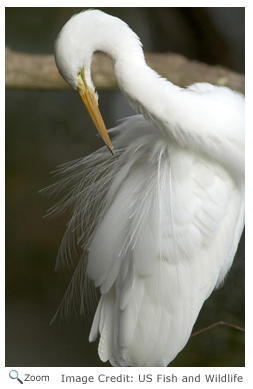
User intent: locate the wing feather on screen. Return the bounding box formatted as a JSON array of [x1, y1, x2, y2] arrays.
[[46, 115, 244, 366], [86, 118, 244, 366]]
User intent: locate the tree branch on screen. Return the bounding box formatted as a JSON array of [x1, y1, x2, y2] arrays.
[[5, 46, 245, 94], [191, 321, 245, 338]]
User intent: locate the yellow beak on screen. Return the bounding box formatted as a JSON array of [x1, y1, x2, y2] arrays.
[[77, 69, 114, 155]]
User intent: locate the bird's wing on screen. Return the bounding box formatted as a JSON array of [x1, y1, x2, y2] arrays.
[[87, 117, 244, 366]]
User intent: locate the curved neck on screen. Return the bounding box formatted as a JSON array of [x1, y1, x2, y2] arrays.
[[67, 11, 244, 180], [89, 11, 244, 181], [112, 54, 244, 180]]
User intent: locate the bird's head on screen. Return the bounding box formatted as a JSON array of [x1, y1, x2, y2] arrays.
[[54, 10, 114, 153]]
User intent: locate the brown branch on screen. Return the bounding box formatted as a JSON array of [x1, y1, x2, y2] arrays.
[[191, 320, 245, 338], [5, 46, 245, 94]]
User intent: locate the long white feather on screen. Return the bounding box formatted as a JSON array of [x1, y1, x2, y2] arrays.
[[44, 113, 244, 366]]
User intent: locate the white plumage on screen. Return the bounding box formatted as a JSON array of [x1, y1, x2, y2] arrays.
[[49, 10, 245, 366]]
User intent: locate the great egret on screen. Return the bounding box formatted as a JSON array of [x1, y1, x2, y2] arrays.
[[50, 9, 244, 367]]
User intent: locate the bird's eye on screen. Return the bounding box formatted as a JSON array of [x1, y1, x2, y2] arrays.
[[77, 68, 85, 83]]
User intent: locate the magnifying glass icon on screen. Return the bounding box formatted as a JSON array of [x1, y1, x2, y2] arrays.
[[9, 370, 23, 384]]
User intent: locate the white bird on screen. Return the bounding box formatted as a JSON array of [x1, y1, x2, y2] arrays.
[[50, 10, 244, 366]]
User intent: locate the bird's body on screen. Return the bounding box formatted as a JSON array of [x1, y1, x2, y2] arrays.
[[51, 10, 245, 366]]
